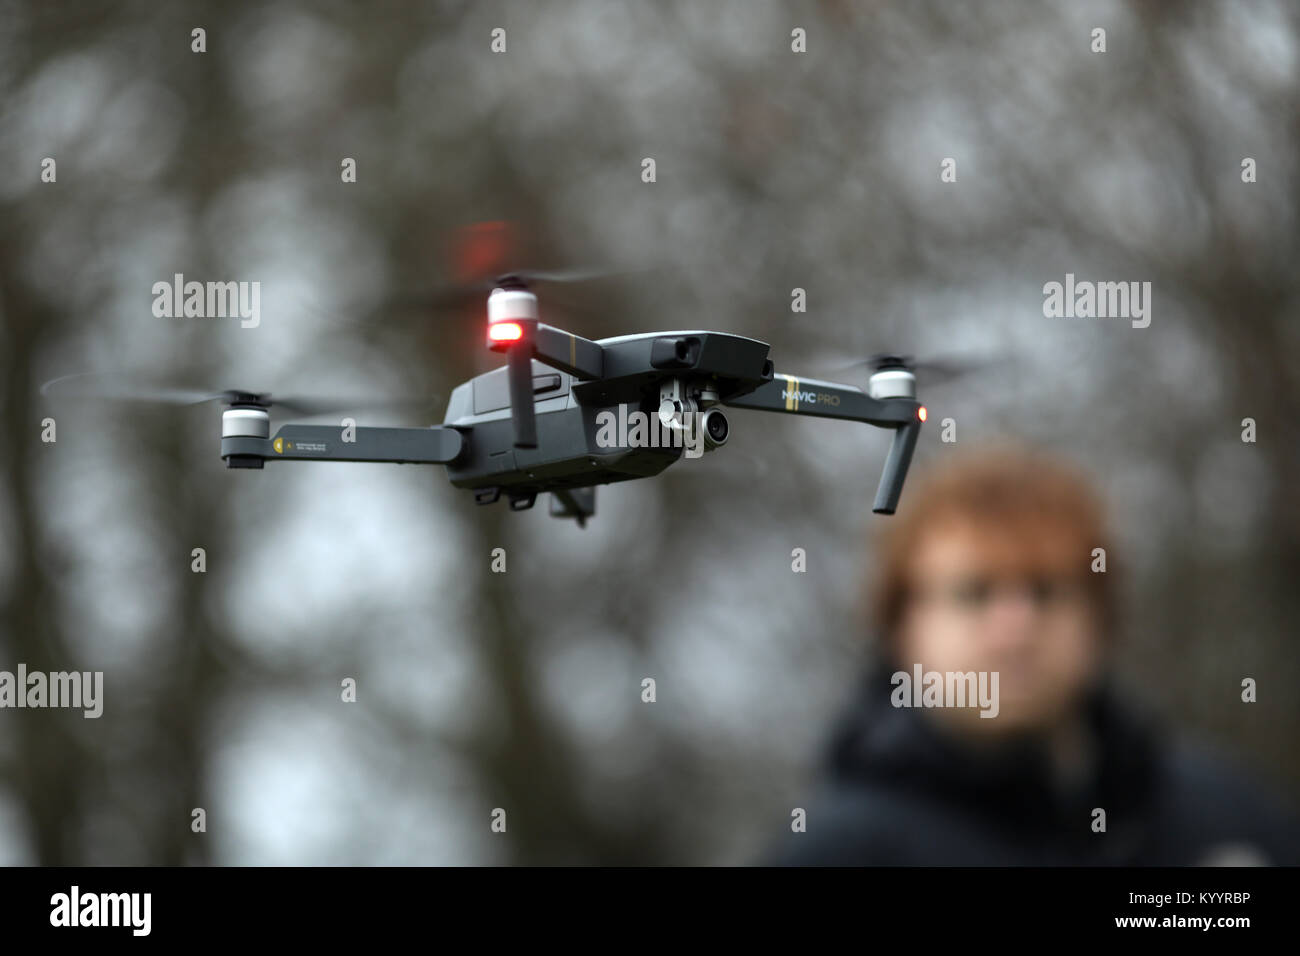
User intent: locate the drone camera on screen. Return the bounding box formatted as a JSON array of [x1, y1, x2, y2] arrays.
[[701, 408, 729, 449]]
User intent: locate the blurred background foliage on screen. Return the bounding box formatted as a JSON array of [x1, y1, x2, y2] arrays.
[[0, 0, 1297, 864]]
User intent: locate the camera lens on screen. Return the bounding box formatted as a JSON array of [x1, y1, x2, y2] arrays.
[[702, 408, 729, 448]]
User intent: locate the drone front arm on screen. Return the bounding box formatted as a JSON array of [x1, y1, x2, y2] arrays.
[[724, 373, 924, 514], [533, 324, 605, 380], [222, 423, 464, 469]]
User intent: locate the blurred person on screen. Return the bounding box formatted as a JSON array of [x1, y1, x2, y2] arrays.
[[769, 445, 1300, 865]]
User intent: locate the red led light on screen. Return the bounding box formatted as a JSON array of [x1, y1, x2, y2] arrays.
[[488, 321, 524, 343], [918, 406, 928, 422]]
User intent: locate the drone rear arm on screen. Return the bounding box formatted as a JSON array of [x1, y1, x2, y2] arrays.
[[724, 373, 923, 514], [222, 423, 464, 469], [490, 318, 605, 450]]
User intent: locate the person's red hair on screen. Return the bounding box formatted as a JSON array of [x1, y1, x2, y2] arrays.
[[868, 443, 1118, 647]]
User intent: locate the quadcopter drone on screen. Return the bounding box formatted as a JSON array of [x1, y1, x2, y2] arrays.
[[212, 275, 927, 527]]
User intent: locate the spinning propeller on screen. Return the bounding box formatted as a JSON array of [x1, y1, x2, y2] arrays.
[[40, 374, 438, 418]]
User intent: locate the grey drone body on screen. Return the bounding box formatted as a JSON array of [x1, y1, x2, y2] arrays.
[[218, 289, 925, 527], [440, 330, 773, 521]]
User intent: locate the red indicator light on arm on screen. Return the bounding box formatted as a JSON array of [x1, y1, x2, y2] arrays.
[[488, 321, 524, 343], [918, 406, 928, 422]]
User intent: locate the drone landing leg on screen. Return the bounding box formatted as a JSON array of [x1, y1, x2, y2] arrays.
[[872, 419, 921, 514]]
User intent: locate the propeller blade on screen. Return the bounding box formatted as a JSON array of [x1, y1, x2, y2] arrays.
[[267, 394, 442, 417], [828, 353, 914, 373], [41, 373, 241, 405], [824, 352, 1009, 388], [496, 265, 655, 285], [41, 374, 438, 417], [342, 268, 648, 331]]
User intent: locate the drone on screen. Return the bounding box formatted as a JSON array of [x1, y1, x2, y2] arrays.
[[48, 274, 928, 527], [213, 275, 926, 527]]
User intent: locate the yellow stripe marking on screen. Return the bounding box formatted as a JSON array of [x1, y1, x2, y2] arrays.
[[783, 375, 799, 411]]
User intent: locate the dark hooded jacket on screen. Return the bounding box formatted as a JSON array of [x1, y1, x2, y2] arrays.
[[768, 662, 1300, 866]]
